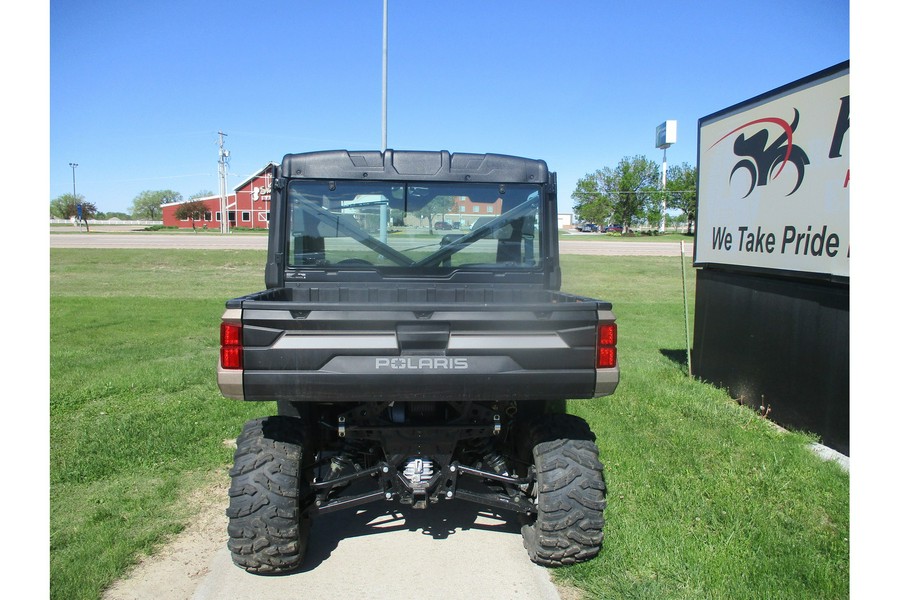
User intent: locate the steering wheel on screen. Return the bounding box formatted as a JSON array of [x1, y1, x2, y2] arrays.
[[335, 258, 374, 266]]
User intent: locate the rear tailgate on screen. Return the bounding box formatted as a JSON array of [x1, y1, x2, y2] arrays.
[[218, 287, 618, 402]]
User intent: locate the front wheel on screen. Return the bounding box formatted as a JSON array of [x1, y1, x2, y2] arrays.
[[226, 417, 312, 574], [520, 414, 607, 566]]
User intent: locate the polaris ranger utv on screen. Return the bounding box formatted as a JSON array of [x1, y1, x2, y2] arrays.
[[218, 150, 618, 573]]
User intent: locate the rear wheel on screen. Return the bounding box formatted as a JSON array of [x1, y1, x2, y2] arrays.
[[226, 417, 312, 574], [520, 414, 607, 566]]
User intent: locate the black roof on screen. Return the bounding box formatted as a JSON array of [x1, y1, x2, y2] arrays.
[[280, 150, 549, 184]]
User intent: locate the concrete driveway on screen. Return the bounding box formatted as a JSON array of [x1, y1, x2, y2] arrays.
[[195, 500, 562, 600], [103, 479, 566, 600]]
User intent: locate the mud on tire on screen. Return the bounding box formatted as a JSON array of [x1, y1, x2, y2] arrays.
[[226, 417, 312, 574], [520, 413, 607, 566]]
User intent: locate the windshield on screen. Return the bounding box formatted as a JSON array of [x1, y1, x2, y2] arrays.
[[286, 181, 542, 271]]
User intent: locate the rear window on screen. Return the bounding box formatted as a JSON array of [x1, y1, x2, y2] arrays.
[[286, 181, 542, 272]]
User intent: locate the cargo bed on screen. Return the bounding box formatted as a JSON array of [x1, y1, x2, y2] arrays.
[[220, 286, 616, 403], [226, 285, 610, 309]]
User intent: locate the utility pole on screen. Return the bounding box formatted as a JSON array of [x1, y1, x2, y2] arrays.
[[218, 131, 230, 234], [381, 0, 388, 152]]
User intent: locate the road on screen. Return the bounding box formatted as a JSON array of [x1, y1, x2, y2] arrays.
[[50, 232, 693, 256]]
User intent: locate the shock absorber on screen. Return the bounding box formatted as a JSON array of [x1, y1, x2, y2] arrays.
[[468, 435, 511, 477], [320, 437, 369, 485], [481, 450, 511, 477]]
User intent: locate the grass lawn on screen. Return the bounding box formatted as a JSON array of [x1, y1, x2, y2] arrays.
[[559, 256, 848, 599], [50, 249, 274, 600], [49, 249, 848, 600]]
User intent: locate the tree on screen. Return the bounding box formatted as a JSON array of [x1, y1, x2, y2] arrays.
[[391, 208, 406, 227], [612, 156, 659, 232], [50, 193, 97, 232], [417, 196, 457, 234], [50, 193, 83, 219], [572, 155, 660, 233], [572, 172, 614, 226], [189, 190, 215, 200], [130, 189, 182, 220], [665, 163, 698, 235], [174, 199, 209, 231]]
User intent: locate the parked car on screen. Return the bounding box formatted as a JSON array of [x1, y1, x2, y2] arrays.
[[434, 221, 453, 230], [580, 223, 599, 232], [602, 223, 623, 233]]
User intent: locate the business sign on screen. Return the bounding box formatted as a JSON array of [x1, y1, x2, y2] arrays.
[[695, 62, 849, 279], [656, 120, 677, 149]]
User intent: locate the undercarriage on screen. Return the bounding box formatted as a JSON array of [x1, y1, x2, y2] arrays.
[[227, 400, 607, 574], [306, 400, 536, 517]]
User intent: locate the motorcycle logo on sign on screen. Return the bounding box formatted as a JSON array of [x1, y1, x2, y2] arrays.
[[709, 109, 810, 198]]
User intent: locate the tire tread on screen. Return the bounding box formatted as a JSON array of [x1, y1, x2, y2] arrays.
[[227, 417, 311, 574], [521, 414, 607, 567]]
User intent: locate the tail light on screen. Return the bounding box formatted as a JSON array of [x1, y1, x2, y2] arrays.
[[597, 323, 617, 369], [220, 322, 243, 370]]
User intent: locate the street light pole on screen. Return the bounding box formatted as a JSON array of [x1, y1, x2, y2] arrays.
[[381, 0, 388, 152], [69, 162, 80, 229], [69, 162, 78, 199]]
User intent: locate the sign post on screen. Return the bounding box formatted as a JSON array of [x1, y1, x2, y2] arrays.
[[655, 120, 676, 232]]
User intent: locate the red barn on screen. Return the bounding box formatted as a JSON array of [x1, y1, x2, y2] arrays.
[[161, 163, 275, 230]]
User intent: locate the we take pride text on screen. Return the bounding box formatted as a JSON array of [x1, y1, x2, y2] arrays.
[[710, 224, 844, 258]]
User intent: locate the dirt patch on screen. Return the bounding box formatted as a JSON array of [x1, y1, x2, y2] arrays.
[[101, 477, 229, 600], [555, 581, 586, 599]]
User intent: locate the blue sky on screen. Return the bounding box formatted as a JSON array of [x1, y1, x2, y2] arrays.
[[48, 0, 849, 216]]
